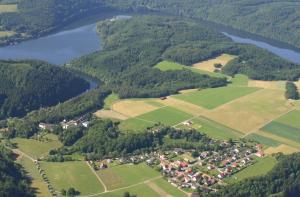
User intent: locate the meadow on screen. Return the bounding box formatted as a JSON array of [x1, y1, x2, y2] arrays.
[[245, 133, 281, 147], [12, 134, 62, 159], [103, 93, 119, 110], [97, 163, 160, 190], [41, 161, 104, 195], [0, 4, 17, 13], [262, 122, 300, 143], [173, 86, 258, 109], [226, 156, 277, 184]]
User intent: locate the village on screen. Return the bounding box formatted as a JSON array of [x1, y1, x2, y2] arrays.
[[89, 139, 265, 194]]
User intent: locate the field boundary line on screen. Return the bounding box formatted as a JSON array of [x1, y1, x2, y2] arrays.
[[86, 161, 108, 192]]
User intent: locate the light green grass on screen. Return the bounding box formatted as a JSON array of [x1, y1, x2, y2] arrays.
[[183, 116, 242, 140], [41, 161, 104, 195], [226, 157, 277, 184], [119, 118, 155, 132], [103, 93, 119, 110], [155, 60, 227, 78], [12, 134, 62, 159], [153, 178, 187, 197], [173, 86, 259, 109], [275, 110, 300, 129], [230, 74, 249, 86], [245, 133, 281, 147], [0, 4, 17, 13], [138, 106, 193, 126], [95, 183, 160, 197], [98, 163, 160, 190], [262, 122, 300, 143]]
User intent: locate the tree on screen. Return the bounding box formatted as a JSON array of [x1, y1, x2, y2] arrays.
[[124, 192, 130, 197], [67, 188, 80, 197], [214, 63, 223, 69], [61, 189, 66, 196], [285, 81, 299, 100]]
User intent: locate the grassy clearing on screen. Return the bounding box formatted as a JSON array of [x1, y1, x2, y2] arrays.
[[112, 100, 160, 117], [12, 134, 62, 159], [103, 93, 119, 110], [119, 118, 155, 132], [18, 157, 51, 197], [226, 156, 277, 184], [203, 89, 292, 133], [230, 74, 249, 86], [173, 86, 258, 109], [98, 163, 160, 190], [0, 4, 17, 13], [192, 54, 237, 72], [152, 178, 187, 197], [245, 133, 281, 147], [41, 161, 104, 195], [137, 106, 193, 126], [95, 183, 160, 197], [179, 116, 241, 140], [155, 60, 227, 78], [262, 121, 300, 143]]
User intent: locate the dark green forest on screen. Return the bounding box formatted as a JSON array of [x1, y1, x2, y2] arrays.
[[209, 153, 300, 197], [1, 0, 300, 49], [0, 146, 34, 197], [0, 60, 89, 119]]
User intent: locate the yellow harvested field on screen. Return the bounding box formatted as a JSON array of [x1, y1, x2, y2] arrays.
[[265, 144, 299, 155], [0, 4, 17, 13], [295, 81, 300, 90], [255, 130, 300, 150], [202, 89, 293, 134], [94, 110, 128, 120], [112, 100, 160, 117], [193, 54, 237, 72], [156, 97, 207, 116], [178, 89, 199, 94], [248, 80, 286, 90], [0, 31, 15, 38]]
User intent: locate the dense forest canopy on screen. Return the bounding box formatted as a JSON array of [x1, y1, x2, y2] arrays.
[[0, 60, 89, 119], [0, 146, 34, 197], [1, 0, 300, 49], [209, 153, 300, 197]]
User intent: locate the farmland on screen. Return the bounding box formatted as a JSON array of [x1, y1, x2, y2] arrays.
[[173, 86, 258, 109], [41, 161, 104, 195], [0, 31, 15, 38]]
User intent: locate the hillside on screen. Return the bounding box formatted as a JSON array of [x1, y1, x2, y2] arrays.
[[1, 0, 300, 49], [0, 60, 89, 119]]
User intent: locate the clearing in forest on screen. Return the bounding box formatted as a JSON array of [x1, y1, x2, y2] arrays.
[[192, 54, 237, 72]]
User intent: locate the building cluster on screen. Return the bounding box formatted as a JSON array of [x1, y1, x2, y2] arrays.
[[39, 115, 89, 131]]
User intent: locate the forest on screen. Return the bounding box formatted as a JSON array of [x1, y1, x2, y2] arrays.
[[209, 153, 300, 197], [0, 60, 89, 120], [0, 146, 34, 197]]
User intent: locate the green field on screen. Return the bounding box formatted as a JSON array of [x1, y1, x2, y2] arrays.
[[155, 60, 227, 78], [137, 106, 192, 126], [230, 74, 249, 86], [41, 161, 104, 195], [96, 183, 160, 197], [226, 156, 277, 184], [275, 110, 300, 129], [245, 133, 281, 147], [103, 93, 119, 110], [12, 134, 62, 159], [262, 122, 300, 143], [119, 118, 155, 132], [178, 116, 242, 140], [98, 163, 160, 190], [153, 178, 186, 197], [173, 86, 258, 109]]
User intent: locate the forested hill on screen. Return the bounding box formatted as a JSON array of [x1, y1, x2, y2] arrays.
[[0, 60, 89, 119], [0, 146, 34, 197], [1, 0, 300, 49], [209, 153, 300, 197]]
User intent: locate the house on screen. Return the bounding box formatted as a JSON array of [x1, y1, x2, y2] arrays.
[[183, 121, 193, 126], [255, 150, 265, 158], [39, 123, 55, 132], [61, 120, 78, 130], [82, 121, 89, 128]]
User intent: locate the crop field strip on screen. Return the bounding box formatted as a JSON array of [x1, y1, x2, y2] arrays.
[[0, 4, 18, 13]]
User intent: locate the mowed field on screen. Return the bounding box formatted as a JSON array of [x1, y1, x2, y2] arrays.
[[41, 161, 104, 195], [192, 54, 237, 72], [0, 31, 15, 38], [0, 4, 17, 13], [97, 163, 160, 190], [173, 86, 258, 109], [12, 134, 62, 159]]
